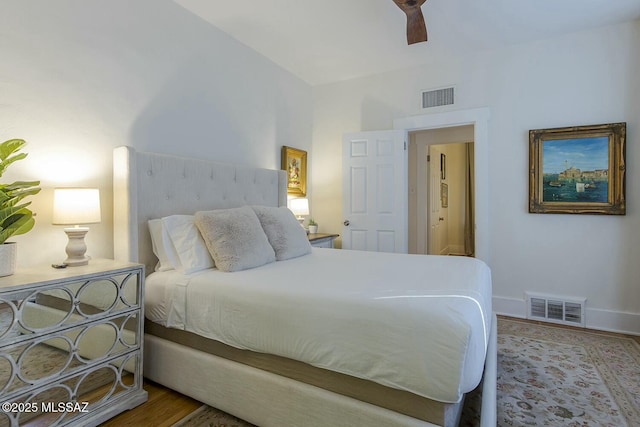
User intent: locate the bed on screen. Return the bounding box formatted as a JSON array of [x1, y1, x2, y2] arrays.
[[113, 146, 497, 427]]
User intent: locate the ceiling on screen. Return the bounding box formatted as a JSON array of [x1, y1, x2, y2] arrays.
[[174, 0, 640, 86]]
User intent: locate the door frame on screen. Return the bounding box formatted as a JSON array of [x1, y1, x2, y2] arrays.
[[394, 107, 490, 263]]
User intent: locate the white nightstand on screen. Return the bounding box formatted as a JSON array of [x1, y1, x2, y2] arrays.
[[308, 233, 339, 248], [0, 259, 147, 426]]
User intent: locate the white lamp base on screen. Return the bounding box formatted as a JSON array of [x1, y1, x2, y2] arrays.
[[63, 227, 91, 266]]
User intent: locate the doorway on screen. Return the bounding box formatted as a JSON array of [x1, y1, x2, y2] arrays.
[[408, 125, 475, 256], [394, 107, 489, 263]]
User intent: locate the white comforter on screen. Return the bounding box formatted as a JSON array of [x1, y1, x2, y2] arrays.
[[145, 248, 492, 403]]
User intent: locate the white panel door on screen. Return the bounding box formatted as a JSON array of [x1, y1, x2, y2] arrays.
[[342, 130, 407, 253]]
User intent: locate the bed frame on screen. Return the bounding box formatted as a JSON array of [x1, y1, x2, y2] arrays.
[[113, 146, 497, 427]]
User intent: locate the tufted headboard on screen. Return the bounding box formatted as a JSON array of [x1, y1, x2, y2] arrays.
[[113, 146, 288, 275]]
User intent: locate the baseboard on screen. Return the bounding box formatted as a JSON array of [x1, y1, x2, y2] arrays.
[[584, 308, 640, 336], [493, 296, 640, 336], [492, 296, 525, 319]]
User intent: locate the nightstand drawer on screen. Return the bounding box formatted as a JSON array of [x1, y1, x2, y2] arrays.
[[1, 270, 141, 340]]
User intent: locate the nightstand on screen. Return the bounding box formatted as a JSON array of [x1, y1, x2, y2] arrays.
[[0, 259, 147, 426], [308, 233, 339, 248]]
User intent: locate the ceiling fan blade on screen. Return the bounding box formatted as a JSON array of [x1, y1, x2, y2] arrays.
[[406, 8, 427, 44], [392, 0, 428, 45]]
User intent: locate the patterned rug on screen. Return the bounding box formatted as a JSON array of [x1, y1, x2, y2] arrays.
[[173, 318, 640, 427], [491, 319, 639, 426]]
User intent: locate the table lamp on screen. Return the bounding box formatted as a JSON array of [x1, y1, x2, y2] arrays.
[[52, 188, 101, 266], [288, 198, 309, 227]]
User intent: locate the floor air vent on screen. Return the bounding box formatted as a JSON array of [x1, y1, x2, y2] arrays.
[[422, 86, 455, 109], [526, 292, 586, 327]]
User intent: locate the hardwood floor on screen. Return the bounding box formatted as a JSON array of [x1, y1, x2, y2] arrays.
[[104, 317, 640, 426], [100, 379, 201, 427]]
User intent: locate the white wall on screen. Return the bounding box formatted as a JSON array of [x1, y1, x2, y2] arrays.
[[1, 0, 312, 268], [312, 20, 640, 333]]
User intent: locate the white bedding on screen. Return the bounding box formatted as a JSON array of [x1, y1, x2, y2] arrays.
[[145, 248, 492, 404]]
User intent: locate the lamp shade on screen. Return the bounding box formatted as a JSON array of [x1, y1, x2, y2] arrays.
[[52, 188, 101, 225], [289, 198, 309, 217]]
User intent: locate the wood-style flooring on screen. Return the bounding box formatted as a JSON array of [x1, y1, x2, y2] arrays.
[[99, 380, 201, 427], [102, 316, 640, 426]]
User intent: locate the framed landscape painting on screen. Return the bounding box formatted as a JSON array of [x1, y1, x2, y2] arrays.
[[529, 122, 626, 215], [281, 146, 307, 196]]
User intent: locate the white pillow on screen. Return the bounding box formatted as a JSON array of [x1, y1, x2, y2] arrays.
[[148, 219, 180, 271], [252, 205, 311, 261], [161, 215, 215, 274], [195, 206, 275, 272]]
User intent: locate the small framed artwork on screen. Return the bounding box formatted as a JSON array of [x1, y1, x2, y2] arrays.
[[440, 153, 446, 180], [281, 146, 307, 197], [441, 182, 448, 208], [529, 122, 626, 215]]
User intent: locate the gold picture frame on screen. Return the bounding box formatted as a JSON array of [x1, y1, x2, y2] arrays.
[[281, 146, 307, 197], [529, 122, 626, 215]]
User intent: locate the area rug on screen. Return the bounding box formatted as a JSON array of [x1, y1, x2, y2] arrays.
[[173, 318, 640, 427], [490, 318, 639, 426]]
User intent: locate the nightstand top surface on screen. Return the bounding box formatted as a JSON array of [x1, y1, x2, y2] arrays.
[[308, 233, 339, 241], [0, 258, 142, 291]]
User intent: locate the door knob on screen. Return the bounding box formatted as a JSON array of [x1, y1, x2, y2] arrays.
[[439, 217, 444, 221], [343, 220, 350, 226]]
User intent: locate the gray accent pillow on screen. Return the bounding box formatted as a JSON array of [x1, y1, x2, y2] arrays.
[[252, 206, 312, 261], [195, 206, 275, 272]]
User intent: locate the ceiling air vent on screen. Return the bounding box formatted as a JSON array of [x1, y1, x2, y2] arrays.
[[526, 292, 586, 327], [422, 86, 455, 109]]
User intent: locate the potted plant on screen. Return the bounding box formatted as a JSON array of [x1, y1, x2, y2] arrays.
[[308, 218, 318, 234], [0, 139, 41, 276]]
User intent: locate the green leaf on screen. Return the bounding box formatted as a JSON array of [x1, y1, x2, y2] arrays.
[[0, 187, 40, 207], [1, 181, 41, 191], [0, 139, 26, 161], [0, 203, 32, 226], [0, 139, 40, 243], [0, 139, 28, 178], [0, 213, 34, 243]]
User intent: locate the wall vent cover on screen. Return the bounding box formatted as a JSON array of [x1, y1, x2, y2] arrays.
[[526, 292, 586, 327], [422, 86, 455, 109]]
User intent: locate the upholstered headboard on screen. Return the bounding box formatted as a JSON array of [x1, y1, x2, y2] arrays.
[[113, 146, 288, 274]]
